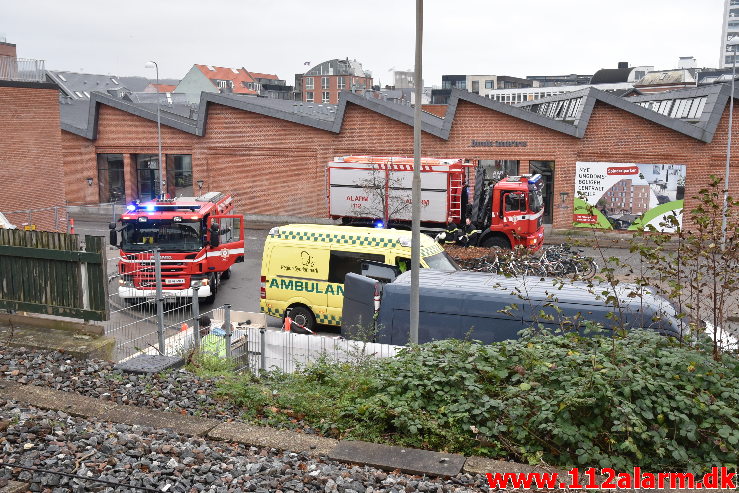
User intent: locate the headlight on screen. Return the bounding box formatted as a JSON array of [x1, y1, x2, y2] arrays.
[[119, 279, 134, 288]]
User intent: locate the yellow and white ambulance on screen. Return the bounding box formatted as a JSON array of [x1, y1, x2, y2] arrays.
[[259, 224, 459, 330]]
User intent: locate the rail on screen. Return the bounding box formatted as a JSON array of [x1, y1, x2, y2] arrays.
[[0, 57, 46, 82]]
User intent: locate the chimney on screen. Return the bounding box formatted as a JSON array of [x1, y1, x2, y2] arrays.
[[678, 56, 697, 69], [618, 62, 629, 69]]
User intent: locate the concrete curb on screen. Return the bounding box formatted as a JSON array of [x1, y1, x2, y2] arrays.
[[0, 325, 115, 361]]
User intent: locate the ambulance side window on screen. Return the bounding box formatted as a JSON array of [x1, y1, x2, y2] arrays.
[[328, 251, 385, 283], [395, 257, 411, 273]]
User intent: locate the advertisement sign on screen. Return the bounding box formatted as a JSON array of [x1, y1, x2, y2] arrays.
[[574, 162, 686, 231]]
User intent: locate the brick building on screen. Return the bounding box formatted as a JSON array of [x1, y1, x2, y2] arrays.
[[1, 77, 67, 232], [59, 83, 739, 231], [601, 179, 651, 214], [296, 59, 373, 104]]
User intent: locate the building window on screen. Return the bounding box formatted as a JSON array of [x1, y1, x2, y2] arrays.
[[322, 76, 329, 89], [306, 91, 314, 102], [458, 80, 467, 90], [485, 80, 494, 89], [97, 154, 125, 203], [167, 155, 193, 197], [135, 154, 161, 200], [338, 77, 346, 90], [322, 92, 330, 103], [305, 77, 314, 90]]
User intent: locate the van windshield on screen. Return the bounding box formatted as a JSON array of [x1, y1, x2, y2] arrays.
[[423, 251, 460, 272]]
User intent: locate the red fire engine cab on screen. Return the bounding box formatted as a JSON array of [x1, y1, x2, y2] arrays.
[[327, 156, 544, 251], [477, 174, 545, 251], [109, 192, 245, 303]]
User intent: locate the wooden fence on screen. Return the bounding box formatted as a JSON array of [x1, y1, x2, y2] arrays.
[[0, 229, 109, 321]]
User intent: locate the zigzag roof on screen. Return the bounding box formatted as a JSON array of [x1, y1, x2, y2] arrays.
[[62, 85, 734, 145]]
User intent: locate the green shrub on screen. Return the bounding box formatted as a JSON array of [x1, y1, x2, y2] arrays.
[[343, 332, 738, 473]]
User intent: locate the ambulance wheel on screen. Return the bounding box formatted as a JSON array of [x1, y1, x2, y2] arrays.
[[221, 268, 231, 280], [482, 235, 511, 250], [287, 305, 316, 332]]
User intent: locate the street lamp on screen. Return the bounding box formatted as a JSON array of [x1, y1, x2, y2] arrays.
[[723, 37, 739, 247], [145, 60, 164, 199]]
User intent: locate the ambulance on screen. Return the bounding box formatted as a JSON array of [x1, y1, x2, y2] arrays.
[[260, 224, 459, 331]]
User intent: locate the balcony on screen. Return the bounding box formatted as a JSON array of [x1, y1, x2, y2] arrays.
[[0, 57, 46, 83]]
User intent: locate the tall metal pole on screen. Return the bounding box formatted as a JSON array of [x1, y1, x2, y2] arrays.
[[155, 63, 164, 198], [147, 60, 164, 198], [154, 249, 166, 354], [722, 43, 737, 249], [410, 0, 423, 344]]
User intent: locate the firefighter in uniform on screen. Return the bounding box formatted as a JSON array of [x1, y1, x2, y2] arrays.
[[461, 217, 481, 247], [436, 216, 461, 244]]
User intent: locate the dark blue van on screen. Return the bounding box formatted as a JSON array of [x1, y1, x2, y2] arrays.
[[342, 270, 687, 345]]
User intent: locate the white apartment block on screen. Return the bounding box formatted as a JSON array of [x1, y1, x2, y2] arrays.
[[721, 0, 739, 67]]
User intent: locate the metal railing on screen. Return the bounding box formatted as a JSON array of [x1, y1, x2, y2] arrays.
[[0, 57, 46, 82]]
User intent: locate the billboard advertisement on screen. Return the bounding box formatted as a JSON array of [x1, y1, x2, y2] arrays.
[[573, 162, 686, 231]]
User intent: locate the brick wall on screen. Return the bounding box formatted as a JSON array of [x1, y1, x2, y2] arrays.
[[422, 104, 448, 117], [60, 96, 739, 232], [0, 42, 16, 58], [0, 82, 67, 232]]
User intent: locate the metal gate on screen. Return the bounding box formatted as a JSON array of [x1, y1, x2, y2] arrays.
[[104, 249, 197, 361]]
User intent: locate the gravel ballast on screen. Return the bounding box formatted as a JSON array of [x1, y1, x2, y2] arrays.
[[0, 347, 503, 491], [0, 400, 491, 492]]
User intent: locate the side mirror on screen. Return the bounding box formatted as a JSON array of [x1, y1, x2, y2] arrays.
[[109, 229, 117, 247]]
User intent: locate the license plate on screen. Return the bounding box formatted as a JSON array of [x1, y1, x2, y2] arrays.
[[165, 279, 185, 285]]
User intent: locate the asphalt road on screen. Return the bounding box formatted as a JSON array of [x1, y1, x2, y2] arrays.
[[73, 215, 639, 313]]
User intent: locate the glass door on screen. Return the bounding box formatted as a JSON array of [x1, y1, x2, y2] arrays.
[[136, 154, 160, 200], [529, 161, 554, 224], [97, 154, 125, 203]]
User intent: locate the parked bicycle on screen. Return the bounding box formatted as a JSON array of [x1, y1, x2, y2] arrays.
[[451, 243, 597, 280]]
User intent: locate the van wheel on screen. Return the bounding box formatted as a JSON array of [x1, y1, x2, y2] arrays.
[[288, 306, 316, 332], [482, 235, 511, 250]]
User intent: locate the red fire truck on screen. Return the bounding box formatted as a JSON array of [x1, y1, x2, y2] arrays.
[[327, 156, 544, 250], [109, 192, 245, 303]]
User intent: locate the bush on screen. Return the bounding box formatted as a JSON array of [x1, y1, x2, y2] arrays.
[[341, 333, 739, 473]]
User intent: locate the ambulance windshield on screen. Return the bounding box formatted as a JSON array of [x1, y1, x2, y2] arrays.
[[424, 251, 460, 272], [120, 219, 203, 252]]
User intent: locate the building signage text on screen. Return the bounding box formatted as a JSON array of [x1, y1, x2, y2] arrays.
[[470, 140, 528, 148]]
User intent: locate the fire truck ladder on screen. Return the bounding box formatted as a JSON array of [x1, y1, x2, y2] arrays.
[[448, 172, 464, 220]]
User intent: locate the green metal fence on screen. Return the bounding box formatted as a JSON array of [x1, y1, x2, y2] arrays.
[[0, 229, 109, 321]]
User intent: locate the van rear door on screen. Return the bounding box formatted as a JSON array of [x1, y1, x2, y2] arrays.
[[326, 250, 384, 322]]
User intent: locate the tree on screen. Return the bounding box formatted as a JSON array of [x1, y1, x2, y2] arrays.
[[350, 164, 417, 228]]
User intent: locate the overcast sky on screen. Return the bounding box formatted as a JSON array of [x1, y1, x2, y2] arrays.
[[1, 0, 726, 85]]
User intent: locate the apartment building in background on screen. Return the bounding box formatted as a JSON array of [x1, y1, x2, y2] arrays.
[[721, 0, 739, 67], [297, 59, 373, 104]]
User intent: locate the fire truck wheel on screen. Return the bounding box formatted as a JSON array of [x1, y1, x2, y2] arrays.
[[287, 305, 316, 332], [221, 268, 231, 280], [482, 235, 511, 250], [203, 274, 219, 304]]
